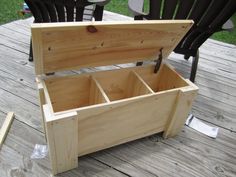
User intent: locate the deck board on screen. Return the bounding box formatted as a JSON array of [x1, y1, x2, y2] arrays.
[[0, 11, 236, 176]]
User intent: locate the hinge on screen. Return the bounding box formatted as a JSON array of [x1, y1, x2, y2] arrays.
[[154, 48, 163, 73]]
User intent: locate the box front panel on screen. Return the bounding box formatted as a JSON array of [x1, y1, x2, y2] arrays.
[[77, 90, 178, 156]]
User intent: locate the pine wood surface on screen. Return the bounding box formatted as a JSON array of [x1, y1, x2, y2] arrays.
[[0, 11, 236, 177]]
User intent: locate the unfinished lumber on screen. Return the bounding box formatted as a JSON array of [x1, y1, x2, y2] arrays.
[[0, 112, 14, 149]]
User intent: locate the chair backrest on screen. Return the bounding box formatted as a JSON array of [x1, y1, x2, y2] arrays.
[[24, 0, 107, 22], [138, 0, 236, 56]]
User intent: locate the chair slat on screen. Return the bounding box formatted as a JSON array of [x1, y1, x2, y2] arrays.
[[191, 0, 236, 50], [94, 5, 104, 21], [76, 6, 85, 21], [198, 0, 226, 27], [65, 0, 75, 22], [148, 0, 162, 19], [188, 0, 211, 24], [25, 0, 43, 22], [175, 0, 195, 19], [210, 0, 236, 30], [43, 0, 58, 22], [162, 0, 178, 19], [35, 0, 50, 22], [55, 0, 66, 22]]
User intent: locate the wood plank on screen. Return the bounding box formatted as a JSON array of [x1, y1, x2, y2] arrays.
[[166, 57, 236, 131], [0, 35, 29, 54], [1, 22, 31, 36], [0, 112, 14, 149], [0, 69, 38, 105], [0, 47, 36, 86], [168, 54, 236, 84], [0, 112, 128, 177], [92, 124, 236, 177], [103, 11, 133, 21], [31, 20, 193, 74], [0, 88, 42, 131], [0, 26, 30, 46], [168, 57, 236, 90]]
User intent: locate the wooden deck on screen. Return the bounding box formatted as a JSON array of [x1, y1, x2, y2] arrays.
[[0, 11, 236, 177]]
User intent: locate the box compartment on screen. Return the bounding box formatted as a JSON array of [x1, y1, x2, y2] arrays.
[[44, 64, 191, 113], [135, 64, 188, 92], [45, 75, 109, 112], [93, 69, 153, 101]]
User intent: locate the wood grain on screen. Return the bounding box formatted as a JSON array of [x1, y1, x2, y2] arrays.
[[0, 112, 14, 149], [31, 20, 193, 74]]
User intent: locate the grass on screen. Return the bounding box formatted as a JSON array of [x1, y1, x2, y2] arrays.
[[211, 14, 236, 45], [0, 0, 235, 45], [0, 0, 26, 25]]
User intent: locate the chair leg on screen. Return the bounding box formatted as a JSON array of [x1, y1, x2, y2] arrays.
[[134, 16, 143, 20], [29, 38, 33, 62], [136, 62, 143, 66], [184, 54, 190, 60], [190, 50, 199, 83]]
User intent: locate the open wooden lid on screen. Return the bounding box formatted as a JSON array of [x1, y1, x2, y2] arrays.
[[31, 20, 193, 75]]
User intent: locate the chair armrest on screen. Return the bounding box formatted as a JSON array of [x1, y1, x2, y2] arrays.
[[88, 0, 111, 6], [128, 0, 146, 16], [222, 19, 234, 32]]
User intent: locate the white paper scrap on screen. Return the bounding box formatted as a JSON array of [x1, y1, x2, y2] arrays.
[[31, 144, 48, 159], [185, 114, 219, 138]]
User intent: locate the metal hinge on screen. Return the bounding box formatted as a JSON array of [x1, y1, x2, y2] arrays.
[[154, 48, 163, 73]]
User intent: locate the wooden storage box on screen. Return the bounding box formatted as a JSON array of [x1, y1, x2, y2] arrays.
[[32, 21, 198, 175]]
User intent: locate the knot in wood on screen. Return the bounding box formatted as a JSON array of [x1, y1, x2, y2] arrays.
[[87, 25, 98, 33]]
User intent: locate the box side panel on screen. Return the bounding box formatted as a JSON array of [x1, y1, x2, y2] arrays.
[[77, 91, 178, 156]]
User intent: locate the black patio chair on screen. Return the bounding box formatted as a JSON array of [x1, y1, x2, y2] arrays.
[[24, 0, 111, 62], [129, 0, 236, 82]]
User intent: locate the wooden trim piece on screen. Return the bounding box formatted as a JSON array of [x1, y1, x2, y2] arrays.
[[90, 76, 110, 104], [31, 20, 194, 29], [36, 77, 46, 134], [163, 87, 198, 138], [42, 81, 54, 114], [31, 28, 43, 75], [44, 105, 78, 174], [0, 112, 14, 149]]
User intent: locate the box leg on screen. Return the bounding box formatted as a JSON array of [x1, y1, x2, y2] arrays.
[[163, 88, 197, 138], [45, 111, 78, 175]]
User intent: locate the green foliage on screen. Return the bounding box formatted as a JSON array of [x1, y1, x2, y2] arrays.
[[105, 0, 131, 16], [0, 0, 26, 25], [211, 14, 236, 45]]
